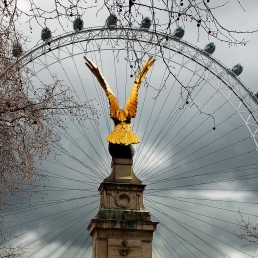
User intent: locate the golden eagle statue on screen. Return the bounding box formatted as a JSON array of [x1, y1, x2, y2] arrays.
[[84, 56, 155, 146]]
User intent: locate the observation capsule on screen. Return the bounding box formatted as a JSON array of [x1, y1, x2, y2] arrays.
[[140, 17, 152, 29], [232, 63, 243, 76], [73, 17, 84, 31], [12, 43, 23, 57], [204, 42, 216, 55], [106, 14, 117, 27], [41, 27, 52, 41], [173, 26, 185, 39]]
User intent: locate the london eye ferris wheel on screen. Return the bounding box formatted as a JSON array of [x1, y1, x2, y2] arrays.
[[4, 13, 258, 258]]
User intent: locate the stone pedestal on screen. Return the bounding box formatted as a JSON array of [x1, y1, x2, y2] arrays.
[[88, 158, 158, 258], [104, 158, 142, 184]]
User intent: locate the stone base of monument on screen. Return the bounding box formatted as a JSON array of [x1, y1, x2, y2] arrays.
[[87, 158, 158, 258], [88, 219, 157, 258]]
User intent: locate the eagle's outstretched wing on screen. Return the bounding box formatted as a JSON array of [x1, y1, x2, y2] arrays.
[[84, 56, 119, 118], [125, 57, 155, 118]]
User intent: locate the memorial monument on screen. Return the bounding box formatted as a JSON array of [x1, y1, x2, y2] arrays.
[[85, 56, 158, 258]]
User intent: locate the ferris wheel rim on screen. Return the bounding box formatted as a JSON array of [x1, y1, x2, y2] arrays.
[[9, 25, 258, 149]]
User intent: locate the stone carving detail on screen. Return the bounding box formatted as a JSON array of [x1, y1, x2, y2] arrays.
[[115, 192, 133, 208], [136, 192, 141, 210], [106, 191, 113, 207], [119, 249, 131, 256], [122, 239, 128, 247], [100, 193, 104, 208]]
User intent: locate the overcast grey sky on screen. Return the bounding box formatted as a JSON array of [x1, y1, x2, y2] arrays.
[[3, 1, 258, 258]]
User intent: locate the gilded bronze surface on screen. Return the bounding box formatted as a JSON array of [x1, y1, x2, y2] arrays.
[[84, 56, 155, 146]]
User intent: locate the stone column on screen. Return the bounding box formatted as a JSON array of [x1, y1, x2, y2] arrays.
[[87, 158, 158, 258]]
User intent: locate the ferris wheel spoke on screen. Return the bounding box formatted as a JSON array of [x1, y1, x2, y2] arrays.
[[146, 200, 252, 258], [136, 64, 220, 175]]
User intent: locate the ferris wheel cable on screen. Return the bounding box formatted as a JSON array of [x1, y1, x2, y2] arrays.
[[138, 85, 219, 177], [91, 48, 112, 134], [55, 121, 109, 174], [14, 188, 97, 192], [6, 205, 93, 242], [54, 56, 108, 156], [3, 195, 98, 216], [3, 195, 98, 215], [152, 245, 159, 258], [67, 122, 110, 172], [124, 55, 129, 105], [147, 167, 258, 186], [48, 119, 109, 173], [157, 221, 212, 258], [49, 225, 87, 258], [37, 185, 99, 191], [148, 188, 258, 192], [146, 149, 257, 184], [45, 158, 101, 182], [4, 201, 98, 244], [154, 220, 198, 258], [146, 202, 230, 258], [131, 53, 158, 133], [136, 59, 199, 165], [143, 130, 247, 182], [134, 61, 154, 135], [61, 230, 90, 258], [136, 67, 218, 175], [137, 74, 228, 176], [146, 201, 250, 258], [158, 219, 211, 258], [71, 234, 91, 258], [135, 63, 177, 157], [98, 50, 113, 134], [153, 242, 162, 258], [49, 143, 106, 179], [146, 195, 258, 218], [147, 168, 258, 186], [141, 107, 237, 179], [46, 175, 99, 185], [4, 194, 97, 208], [94, 45, 113, 133], [135, 63, 180, 164], [71, 46, 112, 141], [146, 169, 258, 193], [146, 197, 238, 234], [68, 234, 90, 258], [24, 207, 98, 257], [30, 59, 110, 172], [131, 64, 157, 164], [57, 60, 111, 165], [146, 192, 258, 204], [71, 52, 111, 164], [80, 238, 93, 258], [44, 220, 89, 258], [155, 231, 181, 258], [146, 198, 240, 226], [134, 65, 181, 170], [49, 145, 105, 180], [134, 98, 157, 164], [142, 112, 242, 180], [143, 141, 255, 183], [113, 50, 119, 98]]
